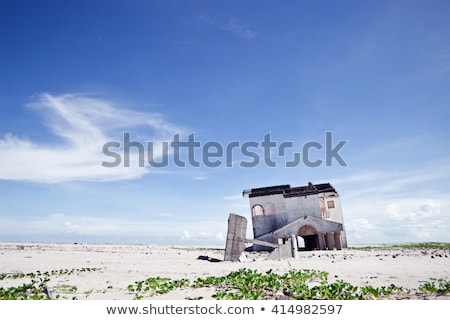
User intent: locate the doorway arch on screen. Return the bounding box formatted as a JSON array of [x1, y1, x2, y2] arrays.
[[298, 224, 319, 250]]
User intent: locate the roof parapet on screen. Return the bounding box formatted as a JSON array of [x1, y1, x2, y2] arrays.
[[244, 182, 336, 198]]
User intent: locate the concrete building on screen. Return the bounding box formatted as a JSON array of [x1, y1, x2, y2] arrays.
[[243, 182, 347, 251]]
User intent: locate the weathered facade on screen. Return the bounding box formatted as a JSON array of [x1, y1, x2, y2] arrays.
[[243, 182, 347, 251]]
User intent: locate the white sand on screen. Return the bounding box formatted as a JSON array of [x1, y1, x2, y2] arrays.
[[1, 242, 449, 300]]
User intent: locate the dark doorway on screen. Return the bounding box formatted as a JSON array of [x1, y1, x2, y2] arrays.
[[298, 225, 319, 251]]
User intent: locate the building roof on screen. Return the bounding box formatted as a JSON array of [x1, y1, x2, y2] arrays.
[[244, 182, 336, 198]]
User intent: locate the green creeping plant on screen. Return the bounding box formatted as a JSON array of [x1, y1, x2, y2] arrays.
[[0, 267, 100, 300]]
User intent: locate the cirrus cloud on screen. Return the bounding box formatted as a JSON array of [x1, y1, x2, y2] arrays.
[[0, 93, 183, 183]]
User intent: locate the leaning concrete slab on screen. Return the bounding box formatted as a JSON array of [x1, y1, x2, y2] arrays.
[[245, 238, 278, 249], [224, 213, 247, 262]]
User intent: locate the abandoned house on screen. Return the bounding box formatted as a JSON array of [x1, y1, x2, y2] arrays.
[[242, 182, 347, 252]]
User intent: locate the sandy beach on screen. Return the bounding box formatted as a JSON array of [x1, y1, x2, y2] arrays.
[[1, 242, 449, 300]]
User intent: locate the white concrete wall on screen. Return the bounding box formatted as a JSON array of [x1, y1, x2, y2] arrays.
[[324, 194, 343, 223], [285, 194, 321, 220], [249, 194, 286, 237], [323, 192, 347, 247], [248, 194, 285, 216]]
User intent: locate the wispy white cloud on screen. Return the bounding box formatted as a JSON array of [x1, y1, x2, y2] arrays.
[[380, 198, 449, 241], [0, 213, 171, 237], [345, 218, 375, 240], [343, 197, 449, 244], [0, 93, 183, 183], [181, 230, 225, 243], [329, 158, 450, 244], [216, 233, 225, 242], [199, 15, 257, 39], [385, 199, 439, 221], [333, 159, 450, 200], [0, 213, 228, 245], [223, 194, 242, 200], [181, 230, 191, 240]]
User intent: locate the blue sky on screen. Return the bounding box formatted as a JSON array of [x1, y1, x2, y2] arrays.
[[0, 0, 449, 245]]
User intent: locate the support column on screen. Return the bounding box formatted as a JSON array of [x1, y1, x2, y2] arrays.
[[291, 234, 298, 258], [317, 233, 326, 250], [334, 231, 342, 250], [325, 233, 334, 250]]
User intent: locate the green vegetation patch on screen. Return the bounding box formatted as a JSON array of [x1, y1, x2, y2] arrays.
[[127, 277, 190, 300], [351, 242, 450, 250], [128, 268, 450, 300], [390, 242, 450, 250], [3, 267, 448, 300], [0, 267, 100, 300]]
